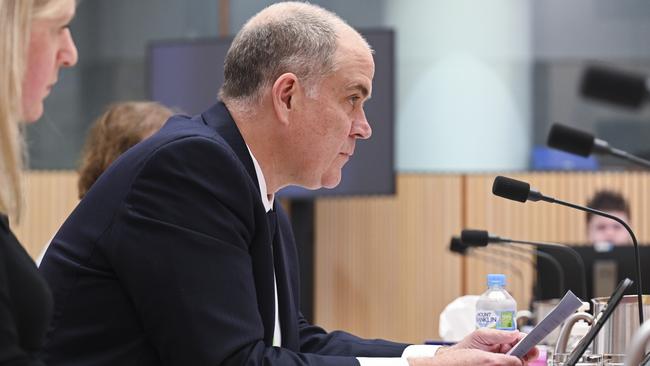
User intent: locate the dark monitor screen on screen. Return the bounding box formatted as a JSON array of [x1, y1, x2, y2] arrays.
[[537, 245, 650, 301], [148, 29, 395, 198]]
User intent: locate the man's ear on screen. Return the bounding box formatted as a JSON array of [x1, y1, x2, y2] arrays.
[[272, 73, 298, 125]]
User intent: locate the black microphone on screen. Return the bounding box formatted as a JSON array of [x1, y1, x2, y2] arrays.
[[547, 123, 650, 169], [449, 236, 469, 255], [492, 175, 645, 324], [580, 66, 649, 109], [461, 229, 572, 299], [460, 229, 499, 246]]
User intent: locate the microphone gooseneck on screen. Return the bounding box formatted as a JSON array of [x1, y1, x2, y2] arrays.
[[492, 176, 645, 324], [505, 245, 566, 299], [507, 238, 583, 299]]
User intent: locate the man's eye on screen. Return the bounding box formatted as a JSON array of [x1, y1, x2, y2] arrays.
[[348, 96, 360, 105]]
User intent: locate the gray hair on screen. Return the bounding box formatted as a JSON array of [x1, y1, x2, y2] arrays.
[[219, 2, 347, 103]]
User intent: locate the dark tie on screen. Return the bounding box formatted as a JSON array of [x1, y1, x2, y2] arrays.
[[267, 210, 277, 240]]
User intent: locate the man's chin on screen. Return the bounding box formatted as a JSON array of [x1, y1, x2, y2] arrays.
[[296, 170, 342, 190], [320, 174, 342, 189]]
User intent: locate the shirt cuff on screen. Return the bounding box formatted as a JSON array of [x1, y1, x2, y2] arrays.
[[356, 345, 441, 366], [401, 344, 441, 358], [356, 357, 409, 366]]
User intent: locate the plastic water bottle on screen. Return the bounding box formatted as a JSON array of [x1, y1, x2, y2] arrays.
[[475, 274, 517, 330]]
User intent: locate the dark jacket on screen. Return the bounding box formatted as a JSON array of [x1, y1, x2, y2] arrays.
[[39, 102, 407, 366]]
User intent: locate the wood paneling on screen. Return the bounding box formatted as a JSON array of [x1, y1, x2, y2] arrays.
[[10, 171, 79, 259], [314, 175, 463, 343]]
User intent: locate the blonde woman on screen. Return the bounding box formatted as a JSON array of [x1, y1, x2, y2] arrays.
[[0, 0, 77, 363]]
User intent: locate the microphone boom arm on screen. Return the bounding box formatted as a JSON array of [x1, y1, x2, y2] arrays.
[[503, 244, 567, 300], [543, 195, 644, 324]]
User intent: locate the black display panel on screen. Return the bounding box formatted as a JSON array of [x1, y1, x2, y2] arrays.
[[537, 245, 650, 301]]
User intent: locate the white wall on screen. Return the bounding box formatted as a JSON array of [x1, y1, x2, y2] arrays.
[[384, 0, 532, 172]]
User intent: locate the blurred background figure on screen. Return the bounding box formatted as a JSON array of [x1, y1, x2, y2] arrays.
[[586, 189, 631, 250], [36, 101, 172, 265], [77, 101, 173, 199]]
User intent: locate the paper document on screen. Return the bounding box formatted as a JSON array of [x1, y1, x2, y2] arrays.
[[507, 290, 583, 358]]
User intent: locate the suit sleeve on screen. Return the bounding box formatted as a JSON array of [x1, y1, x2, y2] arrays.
[[103, 136, 360, 366], [298, 313, 409, 357]]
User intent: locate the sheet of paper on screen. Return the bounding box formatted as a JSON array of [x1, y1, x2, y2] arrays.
[[507, 290, 583, 358]]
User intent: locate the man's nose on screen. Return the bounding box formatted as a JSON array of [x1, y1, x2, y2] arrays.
[[351, 109, 372, 139]]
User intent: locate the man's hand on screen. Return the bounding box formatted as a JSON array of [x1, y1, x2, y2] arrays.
[[445, 328, 538, 361], [407, 329, 539, 366], [408, 348, 524, 366]]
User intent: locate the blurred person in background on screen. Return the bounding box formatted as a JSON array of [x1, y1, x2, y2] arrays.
[[586, 190, 632, 251], [76, 101, 173, 199], [35, 101, 173, 265], [0, 0, 78, 363]]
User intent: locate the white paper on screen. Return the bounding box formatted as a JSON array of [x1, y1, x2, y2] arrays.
[[507, 290, 583, 358]]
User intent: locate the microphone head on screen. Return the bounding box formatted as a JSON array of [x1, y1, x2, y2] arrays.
[[547, 123, 595, 157], [580, 66, 647, 109], [492, 176, 530, 203], [449, 237, 469, 255], [460, 230, 489, 247]]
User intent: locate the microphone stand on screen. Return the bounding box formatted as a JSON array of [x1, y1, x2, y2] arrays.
[[539, 196, 644, 323], [506, 239, 586, 300], [606, 146, 650, 169], [502, 244, 566, 300]]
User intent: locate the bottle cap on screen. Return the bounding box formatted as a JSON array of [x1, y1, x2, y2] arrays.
[[487, 274, 506, 287]]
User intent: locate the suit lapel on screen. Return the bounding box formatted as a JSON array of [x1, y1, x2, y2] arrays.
[[200, 102, 277, 345]]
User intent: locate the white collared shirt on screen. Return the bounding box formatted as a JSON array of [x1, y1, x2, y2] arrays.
[[247, 146, 280, 347], [245, 146, 439, 364]]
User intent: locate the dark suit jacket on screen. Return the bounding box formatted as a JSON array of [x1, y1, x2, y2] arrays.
[[39, 102, 408, 366]]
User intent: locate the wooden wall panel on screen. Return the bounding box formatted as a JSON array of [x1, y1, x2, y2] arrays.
[[314, 175, 463, 343], [10, 171, 79, 259]]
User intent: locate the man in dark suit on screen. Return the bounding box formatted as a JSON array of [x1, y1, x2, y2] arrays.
[[39, 2, 535, 366]]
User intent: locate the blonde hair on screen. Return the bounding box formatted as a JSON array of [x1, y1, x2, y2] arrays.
[[77, 101, 172, 199], [0, 0, 73, 218]]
